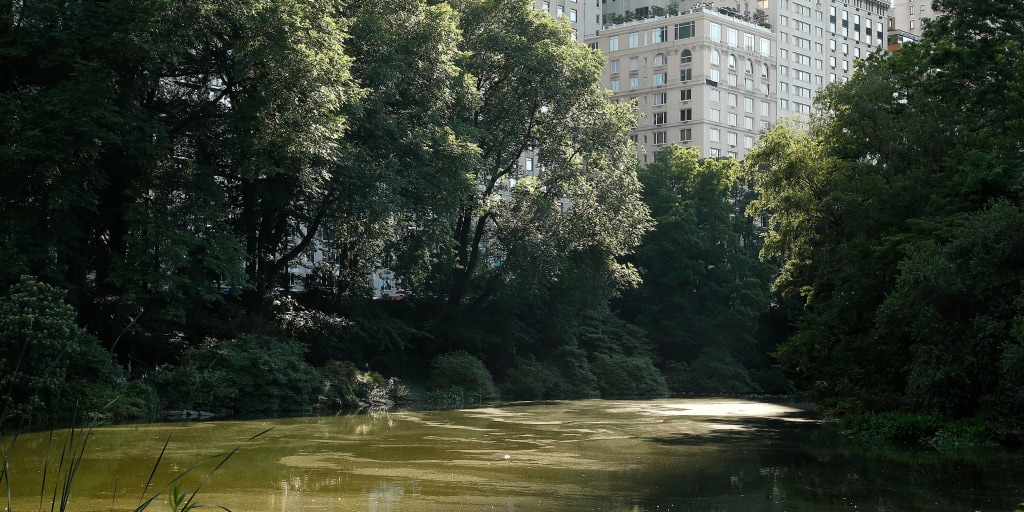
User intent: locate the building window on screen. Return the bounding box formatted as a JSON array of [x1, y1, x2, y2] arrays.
[[744, 116, 754, 130], [654, 92, 667, 105], [760, 38, 771, 57], [727, 93, 737, 107], [654, 131, 667, 145], [710, 129, 721, 142], [709, 68, 720, 82], [680, 128, 692, 142], [710, 50, 720, 66], [744, 33, 755, 52], [543, 0, 549, 8], [610, 80, 620, 92], [654, 26, 668, 43], [710, 89, 720, 102], [654, 53, 666, 66], [744, 97, 754, 113], [610, 59, 620, 73], [710, 108, 721, 122], [727, 27, 738, 47], [745, 59, 753, 74], [680, 88, 692, 101], [728, 54, 737, 69], [728, 112, 737, 126], [557, 5, 563, 17], [628, 32, 639, 48], [680, 49, 692, 64], [727, 73, 737, 87], [744, 135, 754, 148], [680, 68, 692, 82], [525, 158, 533, 171], [654, 72, 667, 86], [675, 21, 695, 40], [629, 56, 639, 70], [710, 148, 721, 157], [680, 108, 693, 121], [728, 132, 738, 146], [609, 36, 619, 51], [654, 112, 667, 125], [629, 77, 639, 90], [761, 64, 769, 79], [761, 100, 770, 116], [710, 22, 721, 42], [569, 8, 577, 21]]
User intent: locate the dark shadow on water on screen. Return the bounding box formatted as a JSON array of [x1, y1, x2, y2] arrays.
[[647, 412, 822, 447]]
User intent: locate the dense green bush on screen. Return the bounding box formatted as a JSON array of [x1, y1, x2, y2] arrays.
[[0, 276, 154, 427], [840, 412, 994, 448], [428, 351, 498, 402], [591, 353, 669, 399], [324, 360, 411, 408], [499, 357, 563, 400], [153, 335, 335, 413], [665, 347, 760, 394], [545, 346, 600, 399]]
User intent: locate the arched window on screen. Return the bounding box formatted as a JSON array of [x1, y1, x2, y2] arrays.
[[655, 53, 666, 66], [710, 50, 720, 65], [744, 59, 753, 74], [680, 49, 692, 64], [761, 63, 769, 78], [728, 54, 737, 69]]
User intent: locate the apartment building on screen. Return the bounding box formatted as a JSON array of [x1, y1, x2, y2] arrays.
[[890, 0, 937, 37], [580, 0, 892, 162], [590, 5, 778, 161], [759, 0, 889, 117], [533, 0, 600, 42]]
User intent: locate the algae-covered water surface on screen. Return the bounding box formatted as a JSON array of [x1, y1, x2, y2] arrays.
[[3, 399, 1022, 511]]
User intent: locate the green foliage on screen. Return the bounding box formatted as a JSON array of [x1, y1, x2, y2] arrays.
[[591, 353, 669, 399], [428, 351, 498, 402], [743, 2, 1024, 422], [152, 335, 331, 413], [0, 276, 153, 427], [665, 347, 760, 395], [430, 0, 650, 313], [545, 346, 601, 399], [621, 145, 772, 394], [499, 357, 564, 400], [841, 412, 994, 450]]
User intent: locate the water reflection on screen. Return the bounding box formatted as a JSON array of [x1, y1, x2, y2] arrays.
[[1, 399, 1022, 511]]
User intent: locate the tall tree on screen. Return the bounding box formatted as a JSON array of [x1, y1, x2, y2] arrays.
[[621, 146, 772, 387], [744, 1, 1024, 416], [433, 0, 651, 316]]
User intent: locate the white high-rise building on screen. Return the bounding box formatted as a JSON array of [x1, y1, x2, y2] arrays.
[[759, 0, 890, 116], [591, 5, 778, 161], [578, 0, 893, 163]]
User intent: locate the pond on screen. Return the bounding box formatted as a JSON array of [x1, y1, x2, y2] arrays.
[[2, 399, 1022, 511]]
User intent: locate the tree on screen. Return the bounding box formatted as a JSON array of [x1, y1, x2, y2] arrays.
[[744, 1, 1024, 417], [323, 0, 478, 299], [433, 0, 650, 317], [621, 146, 772, 391]]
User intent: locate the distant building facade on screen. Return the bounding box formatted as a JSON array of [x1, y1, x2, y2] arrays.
[[590, 5, 778, 161], [890, 0, 938, 38], [758, 0, 889, 117], [577, 0, 892, 162]]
